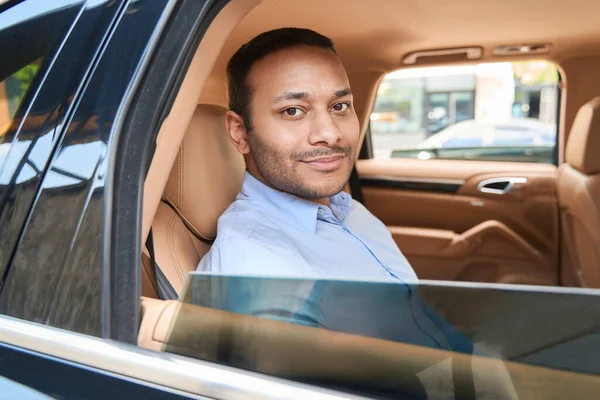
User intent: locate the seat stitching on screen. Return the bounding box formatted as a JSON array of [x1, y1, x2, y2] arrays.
[[162, 197, 216, 242], [180, 143, 185, 214], [167, 212, 185, 286], [177, 146, 182, 208]]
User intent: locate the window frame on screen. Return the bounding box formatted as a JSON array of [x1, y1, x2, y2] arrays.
[[106, 0, 234, 342]]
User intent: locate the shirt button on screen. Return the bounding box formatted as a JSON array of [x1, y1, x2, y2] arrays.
[[318, 209, 324, 214]]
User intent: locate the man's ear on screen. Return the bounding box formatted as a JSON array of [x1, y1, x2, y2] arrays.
[[225, 110, 250, 155]]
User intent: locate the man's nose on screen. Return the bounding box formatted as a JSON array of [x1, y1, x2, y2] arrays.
[[308, 110, 341, 146]]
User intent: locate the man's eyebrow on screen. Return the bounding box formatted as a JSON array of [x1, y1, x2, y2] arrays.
[[273, 92, 311, 104], [334, 88, 352, 98]]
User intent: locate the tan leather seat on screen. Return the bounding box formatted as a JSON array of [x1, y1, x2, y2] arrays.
[[557, 97, 600, 288], [142, 104, 245, 298]]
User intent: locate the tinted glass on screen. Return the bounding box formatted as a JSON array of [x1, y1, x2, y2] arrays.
[[370, 61, 559, 164], [163, 274, 600, 399], [0, 0, 87, 282], [0, 0, 171, 340], [0, 60, 40, 185], [0, 0, 130, 337]]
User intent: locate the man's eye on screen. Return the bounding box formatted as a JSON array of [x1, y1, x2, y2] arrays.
[[332, 102, 350, 112], [283, 107, 303, 117]]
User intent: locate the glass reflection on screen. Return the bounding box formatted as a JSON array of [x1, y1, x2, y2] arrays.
[[182, 274, 473, 354], [0, 0, 82, 31], [163, 274, 600, 399]]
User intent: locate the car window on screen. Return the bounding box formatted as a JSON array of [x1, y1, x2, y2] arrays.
[[370, 61, 559, 164], [0, 0, 87, 288], [0, 0, 83, 178], [162, 274, 600, 399], [0, 0, 108, 328]]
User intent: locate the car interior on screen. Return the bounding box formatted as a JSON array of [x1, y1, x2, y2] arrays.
[[135, 0, 600, 396]]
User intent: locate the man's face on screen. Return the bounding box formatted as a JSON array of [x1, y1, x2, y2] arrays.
[[233, 45, 360, 199]]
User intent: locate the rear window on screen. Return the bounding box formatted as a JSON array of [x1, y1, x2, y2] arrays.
[[370, 61, 560, 163]]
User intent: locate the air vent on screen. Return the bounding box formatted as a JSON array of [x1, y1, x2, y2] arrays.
[[493, 43, 551, 56], [402, 47, 483, 65]]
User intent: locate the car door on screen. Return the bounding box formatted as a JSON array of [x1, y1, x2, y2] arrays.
[[0, 0, 207, 398], [359, 62, 561, 286]]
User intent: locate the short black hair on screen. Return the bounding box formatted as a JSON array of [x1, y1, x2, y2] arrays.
[[227, 27, 337, 131]]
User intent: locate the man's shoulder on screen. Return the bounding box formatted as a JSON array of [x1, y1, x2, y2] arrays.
[[200, 214, 305, 275], [216, 199, 295, 247]]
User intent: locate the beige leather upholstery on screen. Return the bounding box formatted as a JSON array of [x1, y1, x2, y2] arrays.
[[163, 105, 246, 241], [557, 97, 600, 287], [564, 97, 600, 175], [143, 105, 245, 296]]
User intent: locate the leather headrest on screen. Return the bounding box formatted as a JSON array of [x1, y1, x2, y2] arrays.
[[566, 97, 600, 175], [163, 104, 245, 240]]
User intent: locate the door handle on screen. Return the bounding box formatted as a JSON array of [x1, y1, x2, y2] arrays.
[[477, 177, 527, 195]]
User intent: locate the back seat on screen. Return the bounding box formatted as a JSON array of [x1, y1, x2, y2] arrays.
[[142, 104, 245, 298]]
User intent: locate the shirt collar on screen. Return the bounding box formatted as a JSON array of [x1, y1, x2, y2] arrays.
[[238, 171, 353, 233]]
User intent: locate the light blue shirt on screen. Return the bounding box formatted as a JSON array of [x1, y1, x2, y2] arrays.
[[197, 172, 417, 282], [193, 173, 473, 355]]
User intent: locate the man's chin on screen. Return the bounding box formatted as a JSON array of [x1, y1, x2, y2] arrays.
[[307, 168, 352, 197], [298, 178, 349, 199]]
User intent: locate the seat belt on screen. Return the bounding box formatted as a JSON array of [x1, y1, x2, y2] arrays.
[[349, 165, 365, 205], [145, 229, 178, 300]]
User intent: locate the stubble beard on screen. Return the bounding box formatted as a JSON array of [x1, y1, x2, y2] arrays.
[[248, 133, 354, 199]]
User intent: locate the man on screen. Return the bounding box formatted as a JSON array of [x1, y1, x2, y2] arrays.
[[192, 30, 474, 389], [197, 28, 416, 282]]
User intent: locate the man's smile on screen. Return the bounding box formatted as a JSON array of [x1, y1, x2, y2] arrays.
[[301, 154, 345, 171]]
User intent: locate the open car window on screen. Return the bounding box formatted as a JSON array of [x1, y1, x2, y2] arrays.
[[370, 61, 560, 164], [160, 273, 600, 399]]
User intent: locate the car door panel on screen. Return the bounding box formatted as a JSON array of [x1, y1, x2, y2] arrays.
[[357, 158, 559, 285]]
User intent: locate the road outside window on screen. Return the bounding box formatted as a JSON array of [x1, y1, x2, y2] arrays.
[[370, 61, 559, 163]]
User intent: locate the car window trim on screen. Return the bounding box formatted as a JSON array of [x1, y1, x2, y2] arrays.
[[101, 0, 180, 343], [0, 314, 364, 400]]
